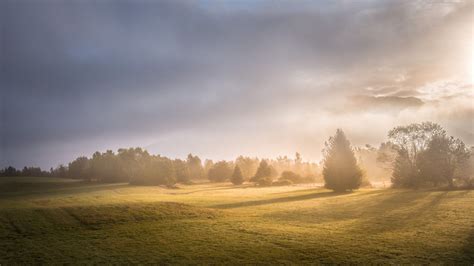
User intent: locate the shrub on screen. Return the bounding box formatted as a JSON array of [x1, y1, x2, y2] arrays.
[[256, 175, 273, 186], [280, 171, 303, 183], [272, 179, 293, 186]]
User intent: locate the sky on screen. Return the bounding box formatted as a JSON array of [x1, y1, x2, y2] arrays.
[[1, 0, 473, 169]]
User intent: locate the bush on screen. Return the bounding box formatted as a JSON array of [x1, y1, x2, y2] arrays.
[[280, 171, 303, 183], [256, 176, 273, 186], [272, 179, 293, 186]]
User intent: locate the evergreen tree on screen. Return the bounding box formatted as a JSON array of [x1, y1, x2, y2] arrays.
[[391, 148, 417, 188], [230, 165, 244, 185], [322, 129, 362, 192], [251, 160, 274, 186]]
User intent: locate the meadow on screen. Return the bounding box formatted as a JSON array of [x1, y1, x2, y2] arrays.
[[0, 176, 473, 264]]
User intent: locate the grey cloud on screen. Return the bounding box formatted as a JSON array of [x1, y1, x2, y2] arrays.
[[1, 0, 472, 168], [350, 95, 424, 111]]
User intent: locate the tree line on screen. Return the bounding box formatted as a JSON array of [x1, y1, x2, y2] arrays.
[[0, 148, 321, 186], [1, 122, 473, 191]]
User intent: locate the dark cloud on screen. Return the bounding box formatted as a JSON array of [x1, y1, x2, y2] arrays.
[[350, 95, 424, 111]]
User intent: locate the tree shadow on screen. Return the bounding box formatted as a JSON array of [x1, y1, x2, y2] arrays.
[[338, 190, 462, 234], [263, 189, 432, 225], [0, 181, 130, 199], [166, 184, 254, 195], [211, 190, 350, 209], [461, 229, 474, 262]]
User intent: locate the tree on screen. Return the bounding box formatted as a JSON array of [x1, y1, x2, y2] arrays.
[[388, 122, 470, 188], [90, 150, 126, 183], [203, 159, 214, 178], [0, 166, 20, 176], [130, 155, 176, 186], [21, 166, 42, 177], [322, 129, 362, 192], [391, 148, 417, 188], [117, 147, 150, 182], [174, 159, 191, 183], [208, 161, 233, 182], [235, 156, 259, 181], [417, 134, 469, 187], [52, 164, 68, 178], [388, 122, 445, 161], [455, 147, 474, 187], [186, 154, 204, 180], [388, 122, 444, 187], [68, 156, 90, 180], [230, 166, 244, 185], [251, 160, 275, 186]]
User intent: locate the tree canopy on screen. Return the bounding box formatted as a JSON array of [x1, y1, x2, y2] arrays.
[[388, 122, 471, 188]]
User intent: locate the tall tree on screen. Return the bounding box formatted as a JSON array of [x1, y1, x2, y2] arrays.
[[391, 148, 417, 188], [251, 160, 275, 186], [0, 166, 20, 176], [186, 154, 204, 180], [207, 161, 233, 182], [235, 156, 259, 180], [203, 159, 214, 178], [117, 147, 149, 182], [174, 159, 191, 183], [131, 155, 176, 185], [388, 122, 443, 187], [322, 129, 362, 192], [68, 156, 90, 180], [417, 134, 469, 187], [230, 166, 244, 185], [388, 122, 470, 188]]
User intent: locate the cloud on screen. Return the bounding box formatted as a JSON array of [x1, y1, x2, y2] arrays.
[[349, 95, 424, 112], [1, 0, 473, 168]]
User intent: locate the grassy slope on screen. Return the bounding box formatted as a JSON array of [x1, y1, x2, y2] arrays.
[[0, 177, 473, 264]]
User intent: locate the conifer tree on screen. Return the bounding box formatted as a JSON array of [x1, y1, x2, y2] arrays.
[[230, 166, 244, 185], [251, 160, 274, 186], [323, 129, 362, 192]]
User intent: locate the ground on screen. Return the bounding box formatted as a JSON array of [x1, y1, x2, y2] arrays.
[[0, 176, 473, 264]]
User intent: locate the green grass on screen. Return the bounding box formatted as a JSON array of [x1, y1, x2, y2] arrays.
[[0, 177, 473, 264]]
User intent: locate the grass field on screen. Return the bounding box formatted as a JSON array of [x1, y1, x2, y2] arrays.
[[1, 177, 473, 264]]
